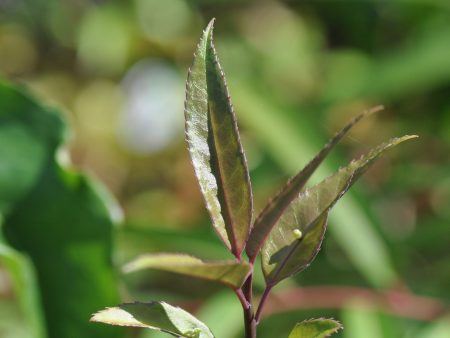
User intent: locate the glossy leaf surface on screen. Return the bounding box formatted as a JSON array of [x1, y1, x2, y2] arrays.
[[92, 301, 215, 338], [262, 135, 417, 284], [123, 253, 251, 289], [185, 19, 252, 257], [246, 106, 383, 261], [288, 318, 342, 338]]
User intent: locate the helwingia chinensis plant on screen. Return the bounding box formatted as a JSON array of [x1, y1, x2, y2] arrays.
[[91, 19, 417, 338]]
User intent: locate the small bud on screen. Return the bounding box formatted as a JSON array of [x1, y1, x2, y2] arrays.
[[293, 229, 303, 240]]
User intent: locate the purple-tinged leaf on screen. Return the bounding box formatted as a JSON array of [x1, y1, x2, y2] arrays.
[[246, 106, 383, 261], [262, 135, 418, 284], [184, 19, 253, 258]]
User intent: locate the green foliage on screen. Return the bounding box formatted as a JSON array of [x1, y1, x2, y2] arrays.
[[288, 318, 343, 338], [123, 253, 251, 289], [91, 302, 214, 338], [0, 82, 122, 338], [92, 19, 416, 338]]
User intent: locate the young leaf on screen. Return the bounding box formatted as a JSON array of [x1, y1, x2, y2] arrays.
[[184, 19, 253, 258], [262, 135, 417, 284], [246, 106, 383, 261], [91, 301, 214, 338], [123, 253, 251, 289], [288, 318, 343, 338]]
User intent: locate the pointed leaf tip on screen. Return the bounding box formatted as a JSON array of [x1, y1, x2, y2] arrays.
[[92, 302, 214, 338], [185, 20, 253, 258], [262, 134, 416, 284], [288, 318, 343, 338], [246, 106, 385, 261]]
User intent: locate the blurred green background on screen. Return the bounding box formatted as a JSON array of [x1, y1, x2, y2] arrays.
[[0, 0, 449, 337]]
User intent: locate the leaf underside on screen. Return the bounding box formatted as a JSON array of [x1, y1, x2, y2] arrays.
[[288, 318, 343, 338], [91, 302, 214, 338], [262, 135, 417, 284], [246, 105, 383, 261], [184, 19, 252, 258], [123, 253, 251, 289]]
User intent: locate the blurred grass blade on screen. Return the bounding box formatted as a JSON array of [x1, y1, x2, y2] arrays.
[[123, 253, 251, 289], [91, 301, 215, 338], [416, 315, 450, 338], [197, 290, 243, 338], [342, 301, 382, 338], [288, 318, 343, 338], [185, 19, 253, 258], [246, 106, 383, 261], [262, 135, 418, 284]]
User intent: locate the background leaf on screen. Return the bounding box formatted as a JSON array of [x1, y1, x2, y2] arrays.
[[288, 318, 342, 338], [0, 82, 122, 338], [123, 253, 250, 289], [185, 19, 253, 257], [92, 301, 215, 338], [262, 135, 417, 284]]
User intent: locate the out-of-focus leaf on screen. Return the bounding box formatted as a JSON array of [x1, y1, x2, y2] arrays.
[[0, 81, 64, 214], [342, 301, 382, 338], [91, 301, 215, 338], [1, 82, 122, 338], [262, 135, 417, 284], [123, 253, 250, 289], [185, 19, 253, 258], [0, 241, 46, 338], [288, 318, 342, 338], [197, 290, 243, 338], [416, 315, 450, 338], [246, 106, 383, 261]]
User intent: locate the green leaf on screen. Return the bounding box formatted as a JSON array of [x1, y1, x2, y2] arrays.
[[185, 19, 253, 258], [123, 253, 251, 289], [246, 106, 383, 261], [1, 82, 122, 338], [262, 135, 417, 284], [91, 301, 215, 338], [0, 81, 58, 338], [288, 318, 343, 338], [0, 81, 65, 214], [0, 240, 47, 338]]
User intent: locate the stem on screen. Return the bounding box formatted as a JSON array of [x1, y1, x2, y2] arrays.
[[255, 284, 274, 323], [236, 265, 258, 338], [244, 307, 256, 338]]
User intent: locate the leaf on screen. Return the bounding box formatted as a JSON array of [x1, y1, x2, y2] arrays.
[[262, 135, 417, 284], [1, 82, 122, 338], [91, 301, 215, 338], [0, 241, 47, 338], [0, 81, 65, 214], [184, 19, 253, 258], [226, 78, 398, 287], [123, 253, 251, 289], [288, 318, 343, 338], [0, 81, 57, 338], [246, 105, 383, 261]]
